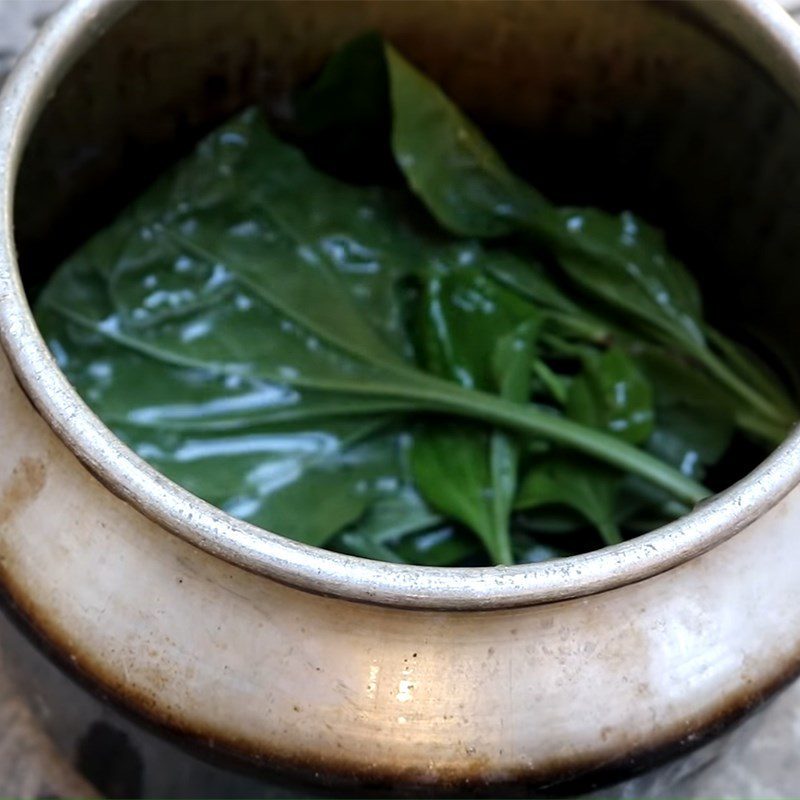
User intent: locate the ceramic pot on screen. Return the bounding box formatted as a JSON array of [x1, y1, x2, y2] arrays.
[[2, 0, 800, 793]]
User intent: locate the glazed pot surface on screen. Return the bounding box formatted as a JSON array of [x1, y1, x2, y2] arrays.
[[6, 0, 800, 609], [1, 0, 800, 792]]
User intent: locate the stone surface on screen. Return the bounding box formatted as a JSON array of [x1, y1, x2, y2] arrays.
[[0, 639, 97, 798], [1, 1, 800, 798]]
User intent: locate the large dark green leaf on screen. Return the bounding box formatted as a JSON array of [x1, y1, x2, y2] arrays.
[[381, 38, 794, 442], [41, 127, 394, 395], [34, 110, 432, 550], [37, 106, 712, 564], [42, 309, 418, 432], [43, 307, 418, 547], [383, 44, 703, 347]]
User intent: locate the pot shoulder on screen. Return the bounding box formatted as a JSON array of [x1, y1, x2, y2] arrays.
[[0, 351, 797, 790]]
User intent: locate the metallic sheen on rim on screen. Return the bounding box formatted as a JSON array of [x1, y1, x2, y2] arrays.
[[1, 0, 800, 610]]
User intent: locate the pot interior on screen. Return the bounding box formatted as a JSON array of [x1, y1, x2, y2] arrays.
[[13, 0, 800, 494]]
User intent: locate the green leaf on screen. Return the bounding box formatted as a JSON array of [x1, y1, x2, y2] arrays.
[[482, 245, 614, 346], [381, 36, 793, 443], [340, 487, 442, 544], [41, 309, 418, 432], [614, 348, 736, 528], [329, 469, 483, 567], [638, 348, 734, 475], [515, 349, 654, 547], [482, 248, 577, 315], [706, 326, 798, 431], [329, 485, 445, 563], [37, 107, 711, 566], [385, 44, 546, 238], [411, 423, 515, 563], [391, 526, 483, 566], [47, 296, 425, 549], [412, 260, 542, 392], [550, 209, 704, 351], [409, 266, 540, 564], [516, 455, 622, 546], [513, 535, 570, 564], [493, 320, 541, 403], [383, 43, 703, 351], [486, 322, 541, 561], [515, 506, 586, 536], [567, 347, 655, 446], [116, 416, 402, 547], [334, 522, 482, 567]]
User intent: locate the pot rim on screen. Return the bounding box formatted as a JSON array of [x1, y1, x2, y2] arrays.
[[1, 0, 799, 611]]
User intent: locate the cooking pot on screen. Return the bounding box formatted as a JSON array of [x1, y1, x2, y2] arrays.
[[3, 0, 800, 793]]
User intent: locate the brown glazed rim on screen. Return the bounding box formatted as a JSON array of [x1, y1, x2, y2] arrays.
[[1, 0, 800, 610]]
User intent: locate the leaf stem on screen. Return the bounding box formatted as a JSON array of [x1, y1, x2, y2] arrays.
[[733, 406, 793, 447], [387, 371, 710, 506], [599, 523, 623, 546], [52, 305, 709, 508], [492, 535, 514, 565], [691, 347, 793, 445], [546, 310, 611, 345]]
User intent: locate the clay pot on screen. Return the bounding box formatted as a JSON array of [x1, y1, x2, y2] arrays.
[[2, 0, 800, 793]]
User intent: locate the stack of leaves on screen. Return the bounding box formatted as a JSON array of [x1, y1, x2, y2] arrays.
[[35, 35, 797, 567]]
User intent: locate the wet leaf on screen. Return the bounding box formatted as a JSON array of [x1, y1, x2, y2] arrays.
[[381, 38, 794, 442], [567, 347, 655, 446], [409, 265, 541, 563], [516, 455, 621, 546], [36, 103, 715, 565]]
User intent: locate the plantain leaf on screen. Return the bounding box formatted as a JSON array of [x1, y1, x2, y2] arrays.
[[515, 348, 656, 546], [385, 44, 546, 238], [383, 45, 703, 344], [37, 104, 714, 564], [381, 38, 795, 441], [409, 263, 541, 564], [567, 347, 655, 446], [551, 209, 703, 351], [638, 348, 734, 474], [43, 306, 417, 546], [516, 455, 622, 547]]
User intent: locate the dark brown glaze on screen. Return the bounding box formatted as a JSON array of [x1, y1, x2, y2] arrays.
[[1, 552, 798, 798]]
